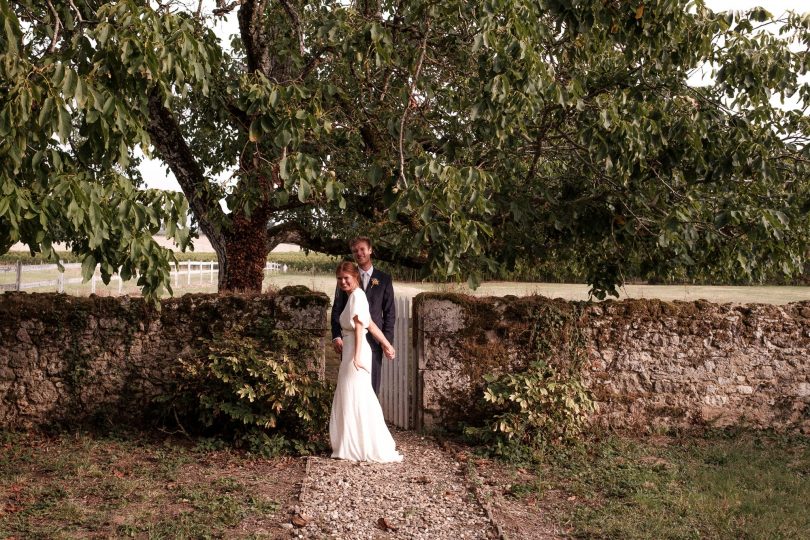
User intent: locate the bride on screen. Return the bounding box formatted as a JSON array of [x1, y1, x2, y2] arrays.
[[329, 261, 403, 463]]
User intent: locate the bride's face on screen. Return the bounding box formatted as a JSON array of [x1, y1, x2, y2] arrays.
[[336, 271, 357, 292]]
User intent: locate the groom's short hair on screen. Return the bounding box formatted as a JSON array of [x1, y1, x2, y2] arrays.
[[349, 236, 372, 250]]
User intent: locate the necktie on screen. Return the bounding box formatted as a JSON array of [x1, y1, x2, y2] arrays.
[[362, 272, 369, 290]]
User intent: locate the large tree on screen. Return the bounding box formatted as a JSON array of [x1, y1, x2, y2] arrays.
[[1, 0, 809, 299]]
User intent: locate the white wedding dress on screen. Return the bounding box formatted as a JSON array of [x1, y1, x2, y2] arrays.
[[329, 288, 403, 463]]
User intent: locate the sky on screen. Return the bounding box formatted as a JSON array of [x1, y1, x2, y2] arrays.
[[138, 0, 810, 191]]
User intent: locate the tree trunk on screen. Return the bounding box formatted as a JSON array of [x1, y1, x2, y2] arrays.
[[217, 216, 269, 292]]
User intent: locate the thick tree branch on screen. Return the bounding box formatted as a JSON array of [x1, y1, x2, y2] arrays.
[[67, 0, 84, 23], [294, 46, 334, 82], [278, 0, 304, 56], [225, 101, 250, 130], [238, 0, 271, 75], [524, 109, 552, 183], [265, 222, 427, 268], [146, 89, 226, 249], [399, 22, 430, 185], [333, 93, 381, 153], [45, 0, 61, 53], [213, 1, 240, 16]]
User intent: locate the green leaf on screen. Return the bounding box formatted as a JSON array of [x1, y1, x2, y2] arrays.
[[2, 1, 20, 55], [81, 254, 96, 282], [57, 106, 71, 143], [101, 94, 115, 115], [62, 68, 77, 95], [325, 180, 336, 200], [298, 179, 310, 202], [74, 78, 85, 107], [37, 97, 54, 127], [52, 62, 65, 86], [274, 129, 292, 147], [249, 118, 261, 142]]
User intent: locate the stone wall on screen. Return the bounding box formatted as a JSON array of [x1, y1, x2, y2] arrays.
[[0, 288, 328, 429], [414, 293, 810, 432]]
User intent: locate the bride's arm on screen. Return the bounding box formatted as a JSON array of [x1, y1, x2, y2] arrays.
[[352, 315, 370, 372], [368, 321, 396, 360]]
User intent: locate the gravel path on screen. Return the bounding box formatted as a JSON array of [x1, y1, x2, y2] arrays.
[[285, 431, 499, 539]]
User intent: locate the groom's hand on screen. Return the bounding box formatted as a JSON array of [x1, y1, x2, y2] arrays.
[[332, 337, 343, 354]]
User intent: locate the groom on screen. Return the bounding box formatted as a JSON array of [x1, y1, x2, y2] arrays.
[[331, 236, 396, 396]]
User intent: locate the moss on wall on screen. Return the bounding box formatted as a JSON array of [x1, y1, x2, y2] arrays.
[[415, 293, 810, 433], [0, 289, 328, 430]]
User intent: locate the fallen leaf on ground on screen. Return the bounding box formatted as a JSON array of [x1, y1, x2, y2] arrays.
[[377, 517, 398, 531], [291, 514, 308, 528]]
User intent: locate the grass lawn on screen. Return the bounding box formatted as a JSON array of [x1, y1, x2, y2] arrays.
[[475, 429, 810, 539], [3, 429, 807, 539], [4, 265, 809, 305], [0, 431, 303, 539]]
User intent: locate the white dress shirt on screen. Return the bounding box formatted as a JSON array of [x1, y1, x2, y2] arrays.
[[361, 267, 373, 290]]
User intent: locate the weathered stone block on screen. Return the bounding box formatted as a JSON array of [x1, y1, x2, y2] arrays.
[[417, 299, 467, 334]]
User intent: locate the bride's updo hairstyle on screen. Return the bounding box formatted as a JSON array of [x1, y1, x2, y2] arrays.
[[335, 260, 360, 281]]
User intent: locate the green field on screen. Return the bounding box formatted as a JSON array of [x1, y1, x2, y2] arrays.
[[3, 264, 810, 305]]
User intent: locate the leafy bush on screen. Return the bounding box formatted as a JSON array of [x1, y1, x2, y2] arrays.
[[465, 304, 595, 458], [164, 324, 333, 456], [478, 361, 594, 451]]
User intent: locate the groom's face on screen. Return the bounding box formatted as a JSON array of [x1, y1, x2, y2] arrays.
[[351, 241, 372, 269]]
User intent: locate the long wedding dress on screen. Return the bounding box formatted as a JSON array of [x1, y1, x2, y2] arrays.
[[329, 288, 403, 463]]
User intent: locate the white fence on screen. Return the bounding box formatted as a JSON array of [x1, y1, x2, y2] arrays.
[[0, 260, 287, 293], [379, 295, 415, 429]]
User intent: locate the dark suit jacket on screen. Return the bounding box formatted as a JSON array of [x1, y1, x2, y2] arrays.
[[331, 268, 395, 349]]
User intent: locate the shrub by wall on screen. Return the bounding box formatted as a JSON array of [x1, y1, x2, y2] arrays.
[[0, 288, 328, 430], [414, 293, 810, 433]]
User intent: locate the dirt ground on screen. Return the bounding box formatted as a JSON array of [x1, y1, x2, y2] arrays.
[[0, 431, 306, 539]]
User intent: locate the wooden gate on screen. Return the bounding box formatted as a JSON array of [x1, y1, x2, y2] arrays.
[[379, 295, 414, 429]]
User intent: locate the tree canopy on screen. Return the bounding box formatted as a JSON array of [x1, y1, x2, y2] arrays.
[[2, 0, 809, 299]]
